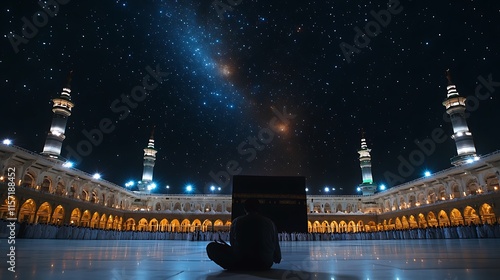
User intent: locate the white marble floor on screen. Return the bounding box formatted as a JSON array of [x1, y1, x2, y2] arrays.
[[2, 239, 500, 280]]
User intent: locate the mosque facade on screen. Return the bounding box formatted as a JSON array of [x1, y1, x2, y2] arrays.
[[1, 73, 499, 233]]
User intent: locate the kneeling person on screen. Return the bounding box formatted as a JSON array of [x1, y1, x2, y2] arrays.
[[206, 198, 281, 270]]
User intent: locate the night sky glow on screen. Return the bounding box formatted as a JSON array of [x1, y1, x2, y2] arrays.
[[1, 0, 499, 194]]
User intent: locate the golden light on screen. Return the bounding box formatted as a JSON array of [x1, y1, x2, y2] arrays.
[[220, 64, 231, 76], [278, 124, 287, 132]]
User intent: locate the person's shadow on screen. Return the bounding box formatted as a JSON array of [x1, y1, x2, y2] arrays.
[[202, 268, 360, 280]]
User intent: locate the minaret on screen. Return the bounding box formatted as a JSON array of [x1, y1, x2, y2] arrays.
[[138, 128, 157, 192], [442, 70, 478, 166], [41, 72, 75, 159], [357, 131, 376, 195]]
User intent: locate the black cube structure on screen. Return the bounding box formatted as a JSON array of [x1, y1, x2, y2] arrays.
[[231, 175, 308, 233]]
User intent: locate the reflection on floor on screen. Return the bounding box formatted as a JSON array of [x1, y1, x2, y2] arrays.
[[2, 239, 500, 280]]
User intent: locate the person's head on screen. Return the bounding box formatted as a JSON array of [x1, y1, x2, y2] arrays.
[[244, 198, 260, 214]]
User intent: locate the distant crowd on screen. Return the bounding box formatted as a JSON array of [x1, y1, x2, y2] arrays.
[[1, 220, 499, 241], [280, 223, 500, 241]]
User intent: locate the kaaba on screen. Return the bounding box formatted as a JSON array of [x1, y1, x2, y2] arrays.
[[231, 175, 308, 233]]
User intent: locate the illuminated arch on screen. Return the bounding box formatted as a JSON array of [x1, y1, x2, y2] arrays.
[[464, 206, 480, 225], [180, 219, 191, 232], [114, 217, 122, 230], [321, 220, 330, 233], [80, 210, 91, 227], [366, 221, 376, 232], [312, 221, 320, 233], [330, 221, 339, 233], [137, 218, 148, 231], [357, 220, 364, 232], [408, 215, 418, 228], [149, 218, 159, 231], [51, 205, 64, 225], [395, 217, 403, 229], [202, 219, 212, 232], [170, 219, 180, 232], [213, 219, 228, 231], [450, 208, 464, 225], [307, 220, 312, 232], [480, 203, 496, 224], [338, 221, 348, 232], [401, 216, 409, 229], [160, 219, 169, 231], [125, 218, 136, 231], [387, 218, 395, 230], [36, 202, 52, 224], [19, 199, 36, 223], [107, 215, 114, 229], [90, 212, 100, 228], [438, 210, 450, 226], [418, 213, 427, 228], [98, 213, 106, 229], [427, 211, 438, 227], [377, 223, 384, 231], [347, 221, 356, 232], [192, 219, 202, 231]]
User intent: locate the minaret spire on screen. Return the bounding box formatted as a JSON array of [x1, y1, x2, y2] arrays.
[[357, 130, 376, 195], [41, 71, 75, 159], [138, 127, 158, 192], [442, 69, 478, 165]]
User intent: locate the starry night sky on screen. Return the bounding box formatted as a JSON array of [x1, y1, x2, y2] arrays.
[[1, 0, 499, 195]]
